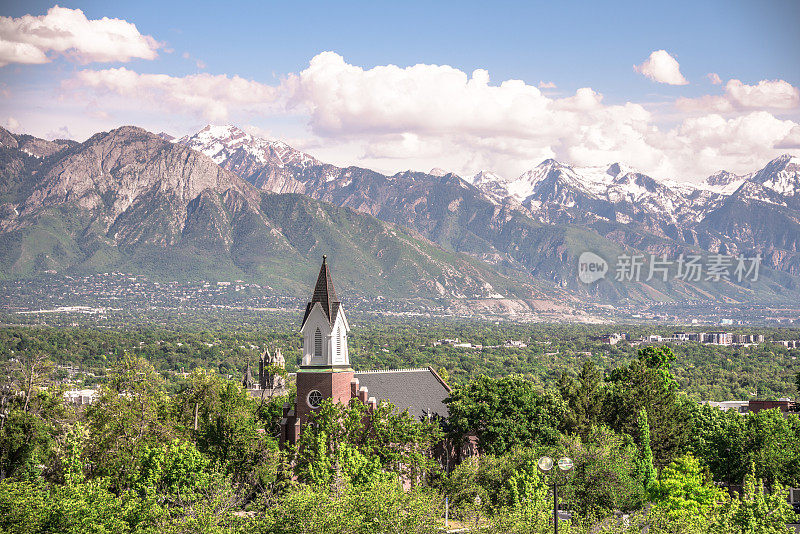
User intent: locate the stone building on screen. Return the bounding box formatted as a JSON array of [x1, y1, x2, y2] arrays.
[[243, 347, 287, 398], [279, 256, 451, 445]]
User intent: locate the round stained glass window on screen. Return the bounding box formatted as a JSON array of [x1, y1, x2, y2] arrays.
[[307, 390, 323, 408]]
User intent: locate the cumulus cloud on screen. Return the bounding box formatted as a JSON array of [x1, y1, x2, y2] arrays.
[[707, 72, 722, 85], [66, 67, 280, 121], [677, 78, 800, 113], [46, 125, 72, 140], [538, 81, 556, 89], [4, 116, 20, 132], [65, 51, 799, 180], [633, 50, 689, 85], [0, 6, 160, 67]]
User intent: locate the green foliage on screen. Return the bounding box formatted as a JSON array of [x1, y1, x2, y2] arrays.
[[605, 346, 688, 467], [446, 375, 565, 455], [649, 453, 726, 529], [254, 477, 442, 534], [1, 321, 799, 533], [294, 399, 441, 486], [558, 360, 604, 438], [687, 402, 800, 488], [712, 465, 796, 534], [637, 409, 656, 493], [444, 449, 549, 513], [135, 439, 213, 502], [560, 426, 645, 517], [84, 354, 173, 488]]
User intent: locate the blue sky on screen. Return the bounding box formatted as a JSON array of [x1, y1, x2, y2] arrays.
[[1, 1, 799, 180]]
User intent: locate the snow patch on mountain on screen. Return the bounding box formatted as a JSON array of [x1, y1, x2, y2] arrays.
[[178, 125, 318, 169]]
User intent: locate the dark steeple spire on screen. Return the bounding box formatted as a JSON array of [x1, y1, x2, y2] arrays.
[[242, 362, 255, 389], [301, 255, 342, 328]]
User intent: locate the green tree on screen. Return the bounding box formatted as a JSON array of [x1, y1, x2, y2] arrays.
[[637, 409, 656, 493], [175, 368, 279, 488], [649, 453, 726, 530], [796, 369, 800, 397], [558, 360, 604, 438], [446, 375, 564, 455], [294, 399, 441, 486], [84, 354, 173, 488], [712, 464, 796, 534], [560, 426, 645, 518], [256, 477, 442, 534], [605, 346, 688, 467]]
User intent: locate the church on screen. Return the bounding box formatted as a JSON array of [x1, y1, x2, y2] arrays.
[[279, 256, 452, 445]]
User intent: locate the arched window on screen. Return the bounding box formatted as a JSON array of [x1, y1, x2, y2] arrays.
[[314, 328, 322, 358]]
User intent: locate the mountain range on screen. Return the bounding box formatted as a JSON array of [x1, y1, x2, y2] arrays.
[[1, 123, 799, 316]]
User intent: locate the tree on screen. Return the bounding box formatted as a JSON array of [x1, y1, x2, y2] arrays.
[[560, 426, 645, 518], [712, 464, 796, 534], [1, 352, 53, 414], [84, 354, 173, 488], [796, 369, 800, 398], [637, 409, 656, 493], [558, 360, 604, 438], [648, 453, 726, 530], [446, 375, 565, 455], [175, 368, 277, 489], [258, 477, 442, 534], [294, 399, 442, 486], [605, 346, 688, 467]]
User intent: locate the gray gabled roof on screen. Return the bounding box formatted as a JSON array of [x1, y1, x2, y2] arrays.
[[353, 367, 451, 419]]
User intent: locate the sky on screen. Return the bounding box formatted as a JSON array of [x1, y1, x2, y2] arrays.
[[1, 0, 799, 182]]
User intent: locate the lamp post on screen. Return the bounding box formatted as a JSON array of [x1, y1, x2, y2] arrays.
[[538, 455, 574, 534]]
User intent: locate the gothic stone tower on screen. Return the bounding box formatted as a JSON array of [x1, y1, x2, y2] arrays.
[[291, 256, 353, 436]]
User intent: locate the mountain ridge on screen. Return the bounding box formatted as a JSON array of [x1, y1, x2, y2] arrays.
[[3, 124, 800, 313]]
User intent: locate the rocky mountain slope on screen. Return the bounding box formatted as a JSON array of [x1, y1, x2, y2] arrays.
[[0, 126, 543, 303], [2, 124, 798, 310], [176, 125, 800, 304]]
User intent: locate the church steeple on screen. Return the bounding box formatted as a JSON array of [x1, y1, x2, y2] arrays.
[[299, 256, 350, 367], [301, 255, 341, 329]]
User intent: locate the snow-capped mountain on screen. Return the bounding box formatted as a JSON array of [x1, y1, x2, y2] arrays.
[[174, 124, 800, 277], [748, 154, 800, 200], [177, 125, 320, 193], [700, 170, 748, 195], [471, 170, 511, 202]]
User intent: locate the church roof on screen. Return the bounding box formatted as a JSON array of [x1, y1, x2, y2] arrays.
[[354, 367, 451, 419], [301, 255, 341, 328]]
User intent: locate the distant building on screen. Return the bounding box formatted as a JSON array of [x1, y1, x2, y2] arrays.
[[64, 389, 98, 406], [703, 398, 798, 415], [242, 347, 287, 398], [748, 399, 797, 414], [706, 331, 732, 345]]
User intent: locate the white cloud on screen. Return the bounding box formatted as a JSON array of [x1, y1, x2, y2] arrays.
[[633, 50, 689, 85], [4, 116, 20, 131], [66, 67, 280, 121], [0, 6, 160, 67], [707, 72, 722, 85], [46, 125, 72, 140], [677, 78, 800, 113], [538, 81, 556, 89], [63, 51, 800, 180]]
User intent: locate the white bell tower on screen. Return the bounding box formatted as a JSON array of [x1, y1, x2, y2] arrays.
[[299, 255, 350, 367]]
